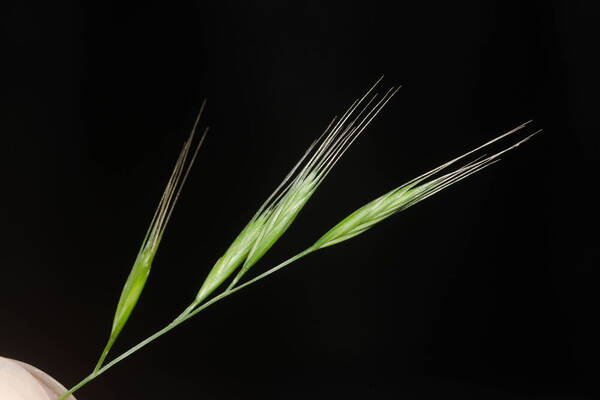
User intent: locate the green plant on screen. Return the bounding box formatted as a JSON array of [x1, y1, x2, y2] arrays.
[[56, 80, 538, 399]]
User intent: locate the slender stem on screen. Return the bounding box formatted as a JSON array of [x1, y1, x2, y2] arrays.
[[92, 337, 114, 373], [226, 272, 241, 292], [218, 247, 316, 303], [56, 247, 317, 400]]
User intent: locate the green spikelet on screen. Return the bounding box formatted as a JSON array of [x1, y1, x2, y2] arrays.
[[193, 80, 400, 304], [94, 104, 208, 372], [313, 122, 539, 249]]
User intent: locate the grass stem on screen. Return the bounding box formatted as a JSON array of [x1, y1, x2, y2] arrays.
[[56, 248, 316, 400]]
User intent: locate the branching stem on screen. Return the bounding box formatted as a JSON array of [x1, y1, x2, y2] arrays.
[[56, 247, 316, 400]]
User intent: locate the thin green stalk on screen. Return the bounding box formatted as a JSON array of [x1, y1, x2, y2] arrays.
[[92, 338, 115, 375], [56, 248, 316, 400]]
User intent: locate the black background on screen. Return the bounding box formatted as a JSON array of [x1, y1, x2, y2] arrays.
[[1, 1, 597, 399]]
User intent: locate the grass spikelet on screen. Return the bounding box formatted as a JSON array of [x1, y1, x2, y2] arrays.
[[312, 122, 540, 249], [93, 104, 208, 372], [190, 215, 267, 307], [192, 79, 400, 305]]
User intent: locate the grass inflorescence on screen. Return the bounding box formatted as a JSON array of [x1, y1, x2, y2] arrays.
[[56, 79, 539, 400]]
